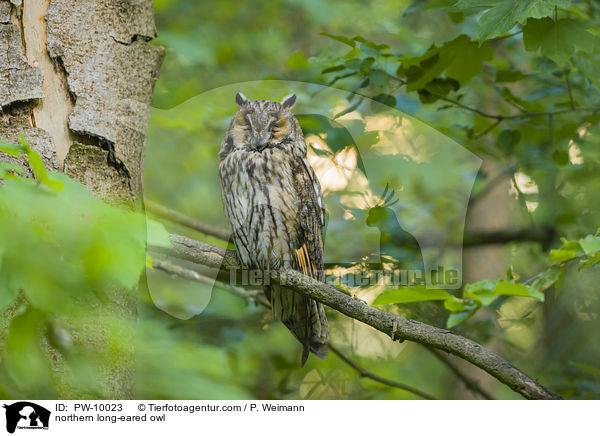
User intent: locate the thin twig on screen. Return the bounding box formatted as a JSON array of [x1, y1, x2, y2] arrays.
[[474, 118, 503, 138], [386, 75, 600, 121], [566, 74, 575, 110], [435, 95, 600, 121], [152, 258, 268, 306], [426, 346, 494, 400], [522, 254, 585, 286], [491, 30, 523, 42], [328, 343, 437, 400], [145, 200, 230, 241]]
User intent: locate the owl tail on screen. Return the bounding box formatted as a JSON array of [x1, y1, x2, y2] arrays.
[[267, 283, 329, 366]]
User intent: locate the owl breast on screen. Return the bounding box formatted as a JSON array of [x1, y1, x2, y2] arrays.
[[219, 148, 300, 270]]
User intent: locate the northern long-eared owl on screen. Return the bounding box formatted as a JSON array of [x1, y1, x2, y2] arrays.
[[218, 92, 328, 364]]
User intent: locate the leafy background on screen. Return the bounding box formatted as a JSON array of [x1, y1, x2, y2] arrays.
[[1, 0, 600, 400]]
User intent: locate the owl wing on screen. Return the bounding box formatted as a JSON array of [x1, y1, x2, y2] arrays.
[[292, 155, 325, 281], [289, 154, 328, 361]]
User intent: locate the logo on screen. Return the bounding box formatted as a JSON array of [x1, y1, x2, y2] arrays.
[[2, 402, 50, 434]]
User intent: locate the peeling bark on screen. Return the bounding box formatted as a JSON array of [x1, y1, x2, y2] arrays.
[[22, 0, 75, 166], [0, 0, 163, 398], [45, 0, 163, 197], [0, 13, 43, 107]]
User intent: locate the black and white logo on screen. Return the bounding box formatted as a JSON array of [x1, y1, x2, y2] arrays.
[[3, 402, 50, 433]]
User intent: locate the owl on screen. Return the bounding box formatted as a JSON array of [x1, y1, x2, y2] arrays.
[[218, 92, 328, 365]]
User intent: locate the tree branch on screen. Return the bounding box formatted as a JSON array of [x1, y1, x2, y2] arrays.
[[434, 94, 600, 121], [426, 346, 494, 400], [147, 201, 553, 249], [386, 74, 600, 121], [463, 226, 555, 247], [153, 233, 561, 399], [152, 257, 437, 399], [152, 258, 268, 306], [145, 200, 230, 241], [328, 343, 437, 399]]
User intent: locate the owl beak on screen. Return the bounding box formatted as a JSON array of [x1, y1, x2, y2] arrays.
[[256, 141, 269, 152], [251, 134, 270, 152]]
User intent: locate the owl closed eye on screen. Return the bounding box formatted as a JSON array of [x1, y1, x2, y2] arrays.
[[229, 93, 298, 152]]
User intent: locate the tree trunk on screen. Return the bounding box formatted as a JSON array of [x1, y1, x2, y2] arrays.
[[0, 0, 163, 398]]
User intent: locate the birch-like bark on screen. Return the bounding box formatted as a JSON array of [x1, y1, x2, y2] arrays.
[[0, 0, 163, 398]]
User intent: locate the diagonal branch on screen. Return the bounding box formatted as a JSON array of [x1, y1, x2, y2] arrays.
[[153, 233, 561, 400], [145, 200, 230, 241], [152, 258, 269, 306], [426, 346, 494, 400], [151, 257, 436, 399]]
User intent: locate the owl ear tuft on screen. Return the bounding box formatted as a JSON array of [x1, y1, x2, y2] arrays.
[[281, 93, 296, 110], [235, 92, 249, 107]]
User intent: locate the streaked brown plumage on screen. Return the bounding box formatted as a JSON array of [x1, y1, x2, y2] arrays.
[[218, 92, 328, 364]]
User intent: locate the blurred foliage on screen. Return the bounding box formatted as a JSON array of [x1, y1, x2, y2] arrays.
[[2, 0, 600, 401], [0, 138, 146, 397], [144, 0, 600, 400]]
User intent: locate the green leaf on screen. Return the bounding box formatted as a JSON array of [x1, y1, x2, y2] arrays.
[[571, 362, 600, 380], [447, 311, 472, 328], [579, 251, 600, 270], [399, 35, 493, 91], [373, 93, 397, 107], [550, 248, 579, 262], [20, 136, 64, 193], [456, 0, 572, 41], [496, 69, 526, 82], [506, 265, 515, 280], [528, 266, 565, 296], [147, 218, 172, 248], [426, 77, 460, 95], [0, 140, 24, 156], [523, 18, 597, 65], [369, 69, 388, 87], [0, 170, 146, 315], [286, 51, 308, 69], [579, 235, 600, 254], [404, 0, 457, 15], [0, 257, 19, 311], [320, 32, 356, 47], [497, 129, 521, 151], [373, 286, 452, 305], [443, 296, 467, 311], [5, 307, 54, 394], [464, 279, 497, 294], [0, 162, 25, 178], [464, 279, 499, 306], [552, 149, 569, 166], [296, 114, 356, 154], [321, 65, 346, 74], [494, 281, 531, 297], [353, 36, 389, 52]]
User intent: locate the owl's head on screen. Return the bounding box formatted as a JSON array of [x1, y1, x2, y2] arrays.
[[223, 92, 304, 156]]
